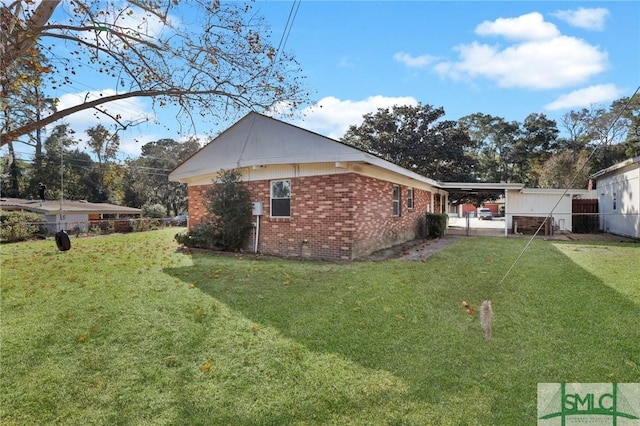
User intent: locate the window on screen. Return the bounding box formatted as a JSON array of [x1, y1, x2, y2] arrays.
[[271, 180, 291, 217], [613, 193, 617, 211], [407, 188, 414, 210], [393, 185, 401, 216]]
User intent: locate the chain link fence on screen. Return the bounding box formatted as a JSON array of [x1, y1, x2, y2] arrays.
[[0, 217, 186, 243]]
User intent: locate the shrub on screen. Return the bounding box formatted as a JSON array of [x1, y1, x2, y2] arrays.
[[175, 222, 218, 249], [142, 203, 167, 218], [130, 218, 165, 232], [425, 213, 448, 237], [206, 169, 253, 251], [174, 170, 253, 251], [0, 211, 45, 243]]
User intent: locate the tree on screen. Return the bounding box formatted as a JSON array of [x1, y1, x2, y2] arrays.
[[557, 109, 594, 154], [514, 113, 559, 186], [206, 169, 253, 251], [85, 124, 120, 198], [25, 124, 73, 200], [457, 113, 520, 183], [342, 104, 477, 182], [0, 154, 26, 197], [124, 138, 201, 215], [556, 98, 637, 176], [0, 41, 56, 195], [1, 0, 307, 146], [538, 150, 590, 189], [616, 95, 640, 158], [584, 102, 629, 170], [64, 149, 105, 201], [24, 124, 101, 201]]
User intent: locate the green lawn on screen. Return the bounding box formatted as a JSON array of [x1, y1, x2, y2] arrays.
[[1, 229, 638, 425]]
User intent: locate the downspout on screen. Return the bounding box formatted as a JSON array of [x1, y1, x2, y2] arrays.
[[504, 189, 508, 237], [254, 214, 260, 253]]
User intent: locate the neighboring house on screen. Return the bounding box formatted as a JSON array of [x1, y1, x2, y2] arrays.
[[0, 198, 142, 232], [169, 112, 449, 261], [591, 155, 640, 239]]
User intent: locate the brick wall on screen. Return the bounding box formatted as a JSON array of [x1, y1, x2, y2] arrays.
[[187, 185, 211, 227], [187, 173, 432, 261], [244, 174, 356, 260], [351, 174, 431, 258]]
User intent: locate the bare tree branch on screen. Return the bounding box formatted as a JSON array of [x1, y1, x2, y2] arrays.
[[2, 87, 242, 143], [1, 0, 307, 148]]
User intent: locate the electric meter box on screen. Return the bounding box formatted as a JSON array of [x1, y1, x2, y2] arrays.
[[252, 201, 263, 216]]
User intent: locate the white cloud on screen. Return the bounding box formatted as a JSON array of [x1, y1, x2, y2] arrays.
[[393, 52, 436, 68], [553, 7, 609, 31], [435, 12, 609, 90], [53, 89, 155, 156], [118, 132, 159, 159], [56, 89, 153, 128], [287, 95, 419, 139], [545, 84, 624, 110], [475, 12, 560, 41]]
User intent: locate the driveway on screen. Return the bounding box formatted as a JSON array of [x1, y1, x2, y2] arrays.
[[447, 216, 506, 236]]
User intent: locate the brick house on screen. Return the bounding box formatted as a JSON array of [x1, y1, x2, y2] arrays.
[[169, 112, 448, 260]]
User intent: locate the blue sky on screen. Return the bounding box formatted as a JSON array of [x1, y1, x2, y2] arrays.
[[273, 1, 639, 139], [5, 1, 639, 161]]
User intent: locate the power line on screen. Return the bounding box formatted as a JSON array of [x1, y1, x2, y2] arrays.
[[273, 0, 301, 66], [261, 0, 301, 107]]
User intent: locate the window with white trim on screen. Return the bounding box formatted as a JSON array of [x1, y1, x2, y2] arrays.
[[407, 188, 414, 210], [270, 180, 291, 217], [393, 185, 401, 216]]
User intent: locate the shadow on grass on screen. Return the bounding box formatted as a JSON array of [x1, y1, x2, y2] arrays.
[[164, 238, 640, 424]]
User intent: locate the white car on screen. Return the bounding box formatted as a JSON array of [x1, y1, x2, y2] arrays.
[[478, 208, 493, 220]]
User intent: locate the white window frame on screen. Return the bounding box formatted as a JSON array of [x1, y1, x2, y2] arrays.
[[270, 179, 291, 217], [393, 185, 401, 217], [407, 188, 414, 210]]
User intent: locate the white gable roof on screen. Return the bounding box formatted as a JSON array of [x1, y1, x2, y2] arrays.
[[169, 112, 440, 187]]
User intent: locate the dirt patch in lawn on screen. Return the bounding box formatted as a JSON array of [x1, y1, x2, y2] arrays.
[[362, 236, 459, 262]]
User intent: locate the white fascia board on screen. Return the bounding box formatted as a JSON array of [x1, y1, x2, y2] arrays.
[[590, 155, 640, 179], [439, 182, 524, 191], [518, 188, 590, 195]]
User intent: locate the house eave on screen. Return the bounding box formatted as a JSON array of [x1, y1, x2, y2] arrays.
[[170, 155, 443, 189], [0, 198, 143, 215], [590, 155, 640, 179]]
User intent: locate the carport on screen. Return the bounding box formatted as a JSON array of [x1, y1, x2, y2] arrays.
[[439, 182, 525, 237]]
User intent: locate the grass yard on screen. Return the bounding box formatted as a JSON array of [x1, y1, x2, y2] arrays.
[[1, 229, 638, 425]]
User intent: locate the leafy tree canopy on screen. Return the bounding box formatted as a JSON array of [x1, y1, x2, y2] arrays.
[[342, 104, 477, 182], [124, 138, 201, 215]]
